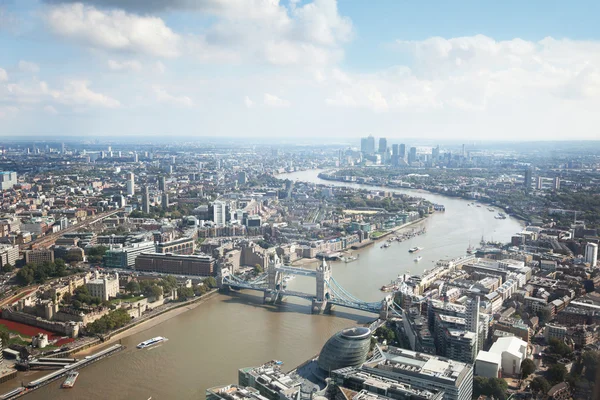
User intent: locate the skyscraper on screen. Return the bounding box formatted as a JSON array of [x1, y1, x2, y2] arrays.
[[461, 144, 466, 157], [142, 186, 150, 214], [126, 172, 135, 196], [162, 192, 169, 210], [585, 243, 598, 267], [399, 144, 406, 160], [524, 168, 533, 193], [159, 176, 166, 192], [360, 135, 376, 154], [378, 137, 387, 153], [553, 177, 561, 191], [213, 200, 227, 227], [408, 147, 417, 163], [465, 296, 480, 355], [536, 176, 543, 190], [432, 145, 440, 163]]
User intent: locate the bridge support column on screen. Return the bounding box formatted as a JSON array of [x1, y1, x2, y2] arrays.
[[263, 291, 276, 304], [311, 299, 328, 314]]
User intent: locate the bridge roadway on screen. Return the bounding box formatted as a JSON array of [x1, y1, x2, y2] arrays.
[[224, 279, 383, 314], [25, 208, 124, 250], [275, 265, 317, 276]]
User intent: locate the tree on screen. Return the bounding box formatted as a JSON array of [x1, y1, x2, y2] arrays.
[[125, 281, 140, 295], [547, 363, 567, 384], [473, 377, 508, 400], [536, 308, 552, 325], [145, 284, 163, 299], [0, 330, 10, 349], [194, 284, 207, 296], [1, 263, 14, 274], [254, 264, 263, 274], [177, 287, 194, 300], [204, 276, 217, 289], [548, 338, 572, 357], [160, 275, 178, 292], [375, 326, 396, 343], [521, 358, 536, 379], [530, 377, 551, 393], [582, 351, 600, 382]]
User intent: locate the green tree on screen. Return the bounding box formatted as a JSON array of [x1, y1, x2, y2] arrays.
[[582, 351, 600, 382], [204, 276, 217, 289], [177, 287, 195, 300], [548, 338, 572, 357], [160, 275, 178, 292], [1, 263, 14, 274], [536, 308, 552, 325], [473, 377, 508, 400], [530, 376, 551, 393], [375, 326, 396, 343], [145, 284, 163, 299], [547, 363, 567, 384], [254, 264, 264, 274], [125, 280, 140, 294], [521, 358, 536, 378], [194, 284, 208, 296], [0, 330, 10, 349]]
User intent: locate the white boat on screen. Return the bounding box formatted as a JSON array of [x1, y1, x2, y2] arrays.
[[414, 256, 422, 262], [137, 336, 167, 349], [408, 247, 422, 253]]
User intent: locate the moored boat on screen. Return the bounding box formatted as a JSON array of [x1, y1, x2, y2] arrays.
[[62, 371, 79, 388]]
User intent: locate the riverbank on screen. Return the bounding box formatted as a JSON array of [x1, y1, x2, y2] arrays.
[[73, 289, 220, 357]]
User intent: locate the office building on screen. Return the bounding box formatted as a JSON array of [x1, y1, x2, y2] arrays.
[[408, 147, 417, 164], [238, 171, 247, 185], [465, 296, 480, 354], [103, 241, 156, 268], [213, 200, 227, 227], [536, 176, 543, 190], [360, 135, 375, 154], [156, 237, 195, 255], [524, 168, 532, 192], [585, 243, 598, 267], [378, 138, 387, 154], [162, 192, 169, 210], [126, 172, 135, 196], [345, 347, 473, 400], [135, 253, 215, 276], [142, 186, 150, 213], [159, 176, 166, 191], [399, 144, 406, 160], [318, 327, 372, 374], [0, 245, 19, 268], [475, 337, 527, 378], [0, 172, 17, 191], [86, 274, 119, 301], [24, 249, 54, 265], [434, 315, 477, 364], [553, 176, 561, 191]]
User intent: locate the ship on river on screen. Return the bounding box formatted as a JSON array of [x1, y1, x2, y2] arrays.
[[137, 337, 167, 349], [62, 372, 79, 389]]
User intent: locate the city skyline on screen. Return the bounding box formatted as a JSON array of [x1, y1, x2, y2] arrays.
[[2, 1, 600, 140]]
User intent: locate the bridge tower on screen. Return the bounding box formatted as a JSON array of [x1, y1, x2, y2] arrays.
[[264, 253, 283, 304], [379, 295, 394, 320], [312, 259, 332, 314]]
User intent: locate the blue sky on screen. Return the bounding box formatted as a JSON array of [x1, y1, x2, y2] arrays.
[[1, 0, 600, 140]]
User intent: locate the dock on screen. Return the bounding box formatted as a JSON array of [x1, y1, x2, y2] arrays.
[[0, 344, 124, 399]]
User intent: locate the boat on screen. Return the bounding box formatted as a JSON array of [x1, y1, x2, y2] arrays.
[[381, 243, 390, 249], [137, 336, 167, 349], [408, 247, 422, 253], [466, 241, 474, 254], [414, 256, 422, 262], [62, 371, 79, 388]]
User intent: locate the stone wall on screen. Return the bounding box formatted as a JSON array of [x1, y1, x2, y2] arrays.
[[1, 308, 79, 337]]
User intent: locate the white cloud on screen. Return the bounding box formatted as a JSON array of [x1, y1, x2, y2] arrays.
[[153, 86, 193, 107], [0, 106, 18, 119], [154, 61, 166, 74], [44, 105, 58, 115], [51, 80, 121, 108], [244, 96, 254, 108], [45, 3, 181, 57], [264, 93, 290, 108], [0, 68, 7, 82], [18, 60, 40, 73], [107, 59, 142, 72]]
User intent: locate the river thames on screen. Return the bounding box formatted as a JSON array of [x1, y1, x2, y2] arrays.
[[11, 169, 523, 399]]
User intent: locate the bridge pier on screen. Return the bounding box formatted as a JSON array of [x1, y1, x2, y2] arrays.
[[311, 299, 328, 314], [263, 291, 276, 304]]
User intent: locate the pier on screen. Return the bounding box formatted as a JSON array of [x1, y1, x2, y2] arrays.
[[0, 344, 124, 399]]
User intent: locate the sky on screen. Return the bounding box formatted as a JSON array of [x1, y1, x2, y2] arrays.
[[1, 0, 600, 141]]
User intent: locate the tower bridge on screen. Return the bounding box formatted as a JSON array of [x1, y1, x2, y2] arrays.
[[218, 255, 401, 319]]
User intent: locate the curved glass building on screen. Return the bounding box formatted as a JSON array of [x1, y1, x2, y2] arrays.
[[317, 327, 372, 374]]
